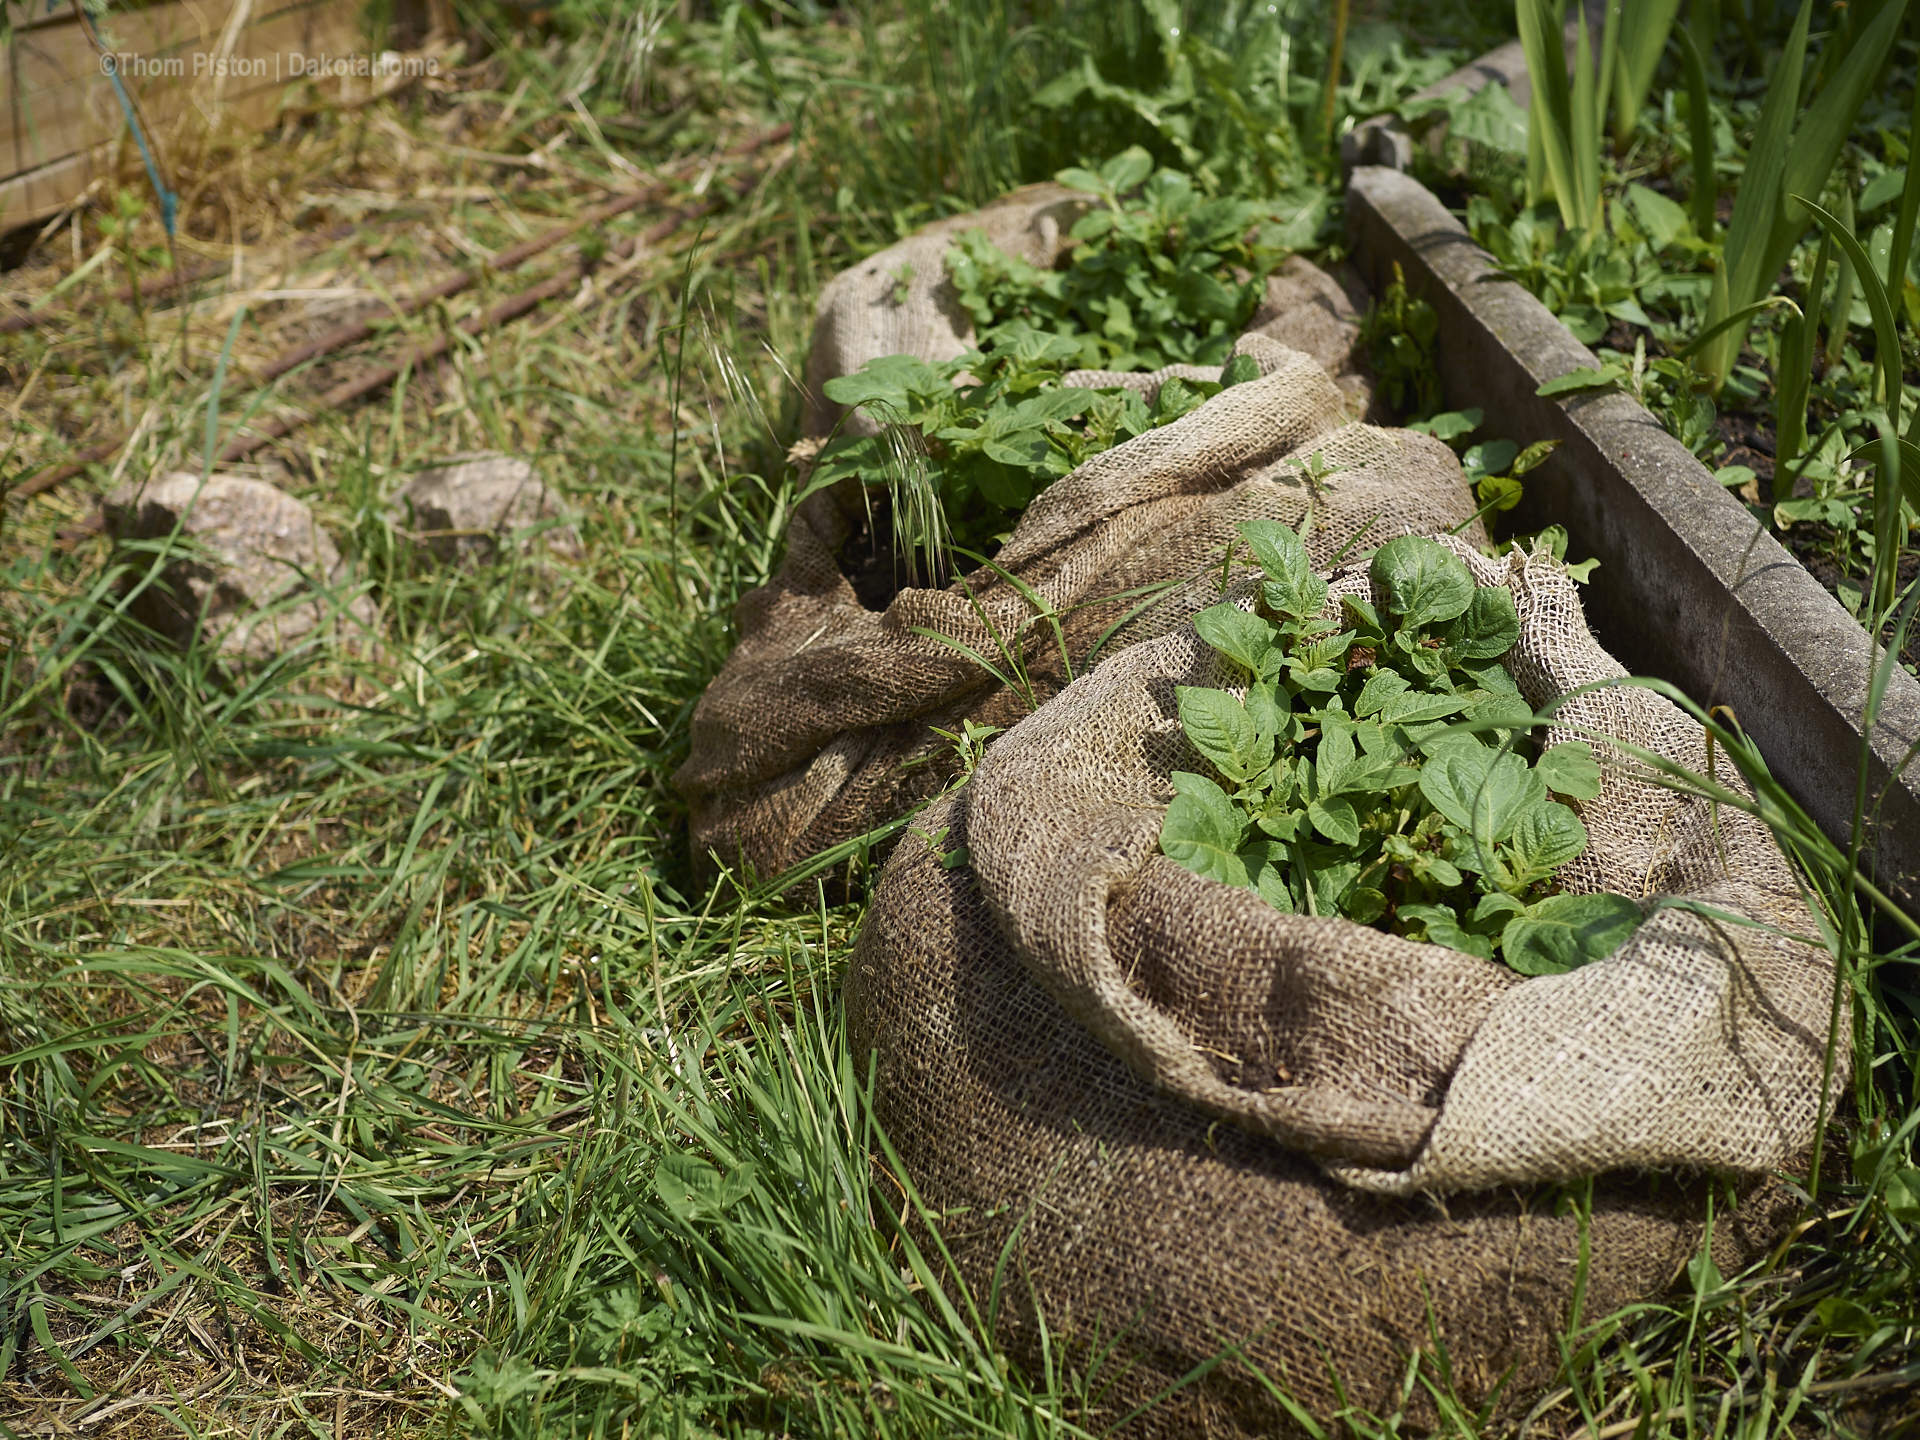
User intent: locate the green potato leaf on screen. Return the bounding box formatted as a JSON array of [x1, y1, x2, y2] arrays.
[[1501, 893, 1643, 976], [1161, 772, 1250, 886], [1380, 690, 1474, 726], [1537, 740, 1603, 800], [1192, 603, 1279, 677], [1456, 657, 1521, 697], [821, 353, 953, 421], [1509, 800, 1589, 872], [1239, 519, 1328, 619], [1100, 145, 1155, 192], [1462, 439, 1519, 482], [1221, 351, 1262, 387], [1536, 363, 1627, 396], [1371, 536, 1476, 629], [1313, 720, 1357, 790], [1256, 808, 1305, 842], [1510, 438, 1561, 476], [1400, 903, 1495, 961], [1242, 838, 1296, 911], [1342, 594, 1386, 642], [1307, 795, 1361, 846], [979, 430, 1055, 469], [1345, 886, 1388, 924], [1153, 376, 1216, 424], [1418, 749, 1546, 844], [1442, 587, 1521, 660], [1055, 165, 1107, 196], [1295, 842, 1362, 917], [1243, 680, 1286, 744], [1288, 666, 1344, 693], [1354, 668, 1409, 718], [1466, 890, 1526, 935], [1175, 685, 1264, 784]]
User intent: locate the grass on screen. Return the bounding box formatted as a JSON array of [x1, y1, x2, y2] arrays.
[[1, 0, 1916, 1436], [1429, 0, 1920, 645]]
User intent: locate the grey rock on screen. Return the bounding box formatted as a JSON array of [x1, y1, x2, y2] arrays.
[[396, 453, 579, 565], [103, 471, 375, 663]]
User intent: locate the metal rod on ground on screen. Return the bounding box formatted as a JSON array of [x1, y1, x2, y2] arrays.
[[9, 126, 787, 502], [252, 124, 787, 386], [217, 197, 721, 463], [1, 221, 371, 336]]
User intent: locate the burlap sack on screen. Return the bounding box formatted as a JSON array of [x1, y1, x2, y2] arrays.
[[843, 542, 1832, 1433], [802, 189, 1372, 438], [677, 340, 1485, 884], [1060, 255, 1376, 419]]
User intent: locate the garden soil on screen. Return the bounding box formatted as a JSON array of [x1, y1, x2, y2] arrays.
[[844, 541, 1832, 1434], [678, 192, 1438, 885]]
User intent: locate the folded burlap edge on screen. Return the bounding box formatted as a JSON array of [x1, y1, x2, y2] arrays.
[[966, 538, 1843, 1196]]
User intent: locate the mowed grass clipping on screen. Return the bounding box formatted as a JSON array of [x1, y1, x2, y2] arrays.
[[2, 2, 1917, 1437]]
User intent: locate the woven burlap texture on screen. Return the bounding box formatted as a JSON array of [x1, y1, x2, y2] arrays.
[[802, 188, 1371, 438], [961, 536, 1841, 1194], [844, 786, 1799, 1436], [676, 339, 1486, 882]]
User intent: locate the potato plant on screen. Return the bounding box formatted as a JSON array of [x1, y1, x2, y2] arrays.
[[808, 326, 1257, 557], [945, 146, 1307, 372], [1159, 524, 1640, 975]]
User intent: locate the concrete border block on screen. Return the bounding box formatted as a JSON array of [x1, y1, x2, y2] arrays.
[[1347, 165, 1920, 913]]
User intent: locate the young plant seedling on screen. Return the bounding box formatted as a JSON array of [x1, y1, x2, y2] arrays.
[[809, 326, 1261, 561], [946, 147, 1302, 373], [1159, 523, 1638, 975]]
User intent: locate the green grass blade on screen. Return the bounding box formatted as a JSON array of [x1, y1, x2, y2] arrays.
[[1867, 418, 1904, 623], [1822, 188, 1859, 370], [1775, 229, 1830, 498], [1613, 0, 1684, 146], [1518, 0, 1581, 230], [1571, 9, 1602, 233], [1842, 434, 1920, 514], [1675, 23, 1716, 239], [1796, 195, 1903, 425], [1709, 0, 1813, 389], [1673, 295, 1799, 357], [1762, 0, 1912, 296], [1892, 69, 1920, 309]]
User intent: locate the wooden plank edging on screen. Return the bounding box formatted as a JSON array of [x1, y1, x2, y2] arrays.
[[1347, 165, 1920, 913]]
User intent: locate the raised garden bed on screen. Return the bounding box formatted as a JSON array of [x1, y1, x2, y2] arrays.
[[1346, 163, 1920, 915]]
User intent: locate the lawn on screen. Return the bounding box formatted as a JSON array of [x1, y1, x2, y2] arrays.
[[1, 1, 1915, 1436]]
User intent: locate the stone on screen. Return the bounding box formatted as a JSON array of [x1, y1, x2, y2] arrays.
[[103, 471, 374, 663], [395, 452, 578, 565]]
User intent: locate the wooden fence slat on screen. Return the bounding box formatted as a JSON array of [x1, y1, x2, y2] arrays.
[[3, 0, 402, 230]]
